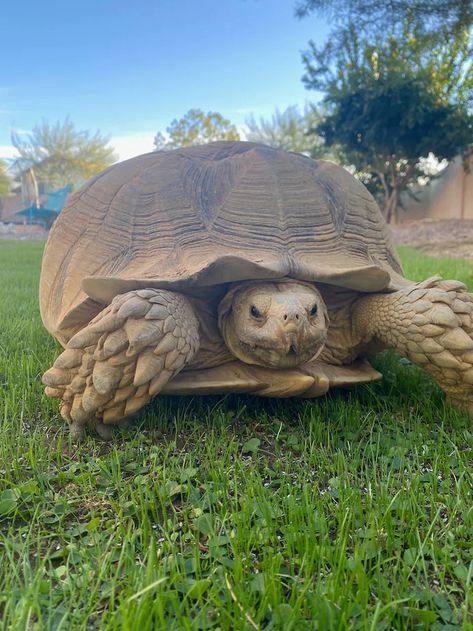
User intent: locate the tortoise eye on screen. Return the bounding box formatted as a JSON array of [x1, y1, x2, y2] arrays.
[[250, 305, 262, 319], [310, 304, 318, 317]]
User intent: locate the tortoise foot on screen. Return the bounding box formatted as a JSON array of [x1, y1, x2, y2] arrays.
[[354, 277, 473, 416], [43, 289, 199, 431]]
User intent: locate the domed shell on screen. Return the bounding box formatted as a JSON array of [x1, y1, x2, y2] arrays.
[[40, 141, 403, 342]]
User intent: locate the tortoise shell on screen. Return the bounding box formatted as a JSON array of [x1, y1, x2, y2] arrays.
[[40, 141, 403, 343]]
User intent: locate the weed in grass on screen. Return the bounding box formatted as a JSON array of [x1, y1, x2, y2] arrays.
[[0, 242, 472, 630]]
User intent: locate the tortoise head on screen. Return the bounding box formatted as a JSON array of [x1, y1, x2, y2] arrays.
[[218, 279, 329, 369]]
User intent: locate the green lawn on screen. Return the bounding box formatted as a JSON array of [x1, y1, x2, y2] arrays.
[[0, 241, 472, 630]]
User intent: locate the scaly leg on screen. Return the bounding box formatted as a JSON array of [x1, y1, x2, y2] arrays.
[[43, 289, 200, 438], [353, 277, 473, 415]]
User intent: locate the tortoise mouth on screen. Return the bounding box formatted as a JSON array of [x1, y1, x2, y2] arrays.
[[238, 336, 325, 369]]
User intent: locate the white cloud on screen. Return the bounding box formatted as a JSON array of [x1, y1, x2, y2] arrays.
[[1, 131, 155, 163], [1, 130, 252, 165], [110, 132, 156, 162], [238, 127, 249, 140], [227, 107, 269, 115], [0, 145, 19, 160]]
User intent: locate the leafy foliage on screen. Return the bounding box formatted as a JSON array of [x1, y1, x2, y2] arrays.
[[295, 0, 473, 40], [11, 119, 117, 189], [302, 25, 473, 220], [0, 160, 11, 195], [245, 104, 332, 158], [154, 109, 240, 150]]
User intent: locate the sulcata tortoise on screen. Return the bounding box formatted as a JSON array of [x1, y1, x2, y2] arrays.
[[41, 141, 473, 439]]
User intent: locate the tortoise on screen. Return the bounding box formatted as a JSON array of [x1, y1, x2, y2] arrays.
[[40, 141, 473, 439]]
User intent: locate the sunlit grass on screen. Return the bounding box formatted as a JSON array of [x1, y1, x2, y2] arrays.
[[0, 241, 471, 630]]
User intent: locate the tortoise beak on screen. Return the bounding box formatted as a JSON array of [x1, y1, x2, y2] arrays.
[[281, 307, 305, 335], [284, 332, 299, 356], [283, 321, 300, 335]]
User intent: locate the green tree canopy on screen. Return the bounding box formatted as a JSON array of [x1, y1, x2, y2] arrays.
[[245, 104, 333, 158], [0, 160, 11, 195], [12, 119, 117, 189], [295, 0, 473, 39], [154, 109, 240, 150], [302, 25, 473, 221]]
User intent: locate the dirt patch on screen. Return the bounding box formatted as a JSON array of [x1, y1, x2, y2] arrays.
[[0, 233, 48, 241], [0, 228, 48, 241], [390, 219, 473, 260]]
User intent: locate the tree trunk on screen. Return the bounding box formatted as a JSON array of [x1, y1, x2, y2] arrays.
[[384, 188, 399, 224]]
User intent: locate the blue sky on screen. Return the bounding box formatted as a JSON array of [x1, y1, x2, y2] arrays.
[[0, 0, 329, 161]]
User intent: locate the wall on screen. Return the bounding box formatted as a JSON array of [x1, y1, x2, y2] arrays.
[[399, 157, 473, 223]]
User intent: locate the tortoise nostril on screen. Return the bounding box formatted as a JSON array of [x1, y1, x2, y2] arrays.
[[283, 314, 288, 320], [295, 314, 299, 320]]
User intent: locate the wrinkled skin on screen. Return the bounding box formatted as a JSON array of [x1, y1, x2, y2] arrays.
[[218, 280, 329, 368]]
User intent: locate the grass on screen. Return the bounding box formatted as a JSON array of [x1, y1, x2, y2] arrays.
[[0, 241, 472, 630]]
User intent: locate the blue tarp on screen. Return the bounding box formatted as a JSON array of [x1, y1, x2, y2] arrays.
[[15, 184, 73, 224]]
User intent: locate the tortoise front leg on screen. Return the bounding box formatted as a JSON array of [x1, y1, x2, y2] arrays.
[[352, 277, 473, 416], [43, 289, 199, 439]]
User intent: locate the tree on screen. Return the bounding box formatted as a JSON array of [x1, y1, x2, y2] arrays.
[[302, 24, 473, 221], [154, 109, 240, 150], [0, 160, 11, 195], [245, 104, 335, 158], [295, 0, 473, 40], [12, 119, 117, 189]]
